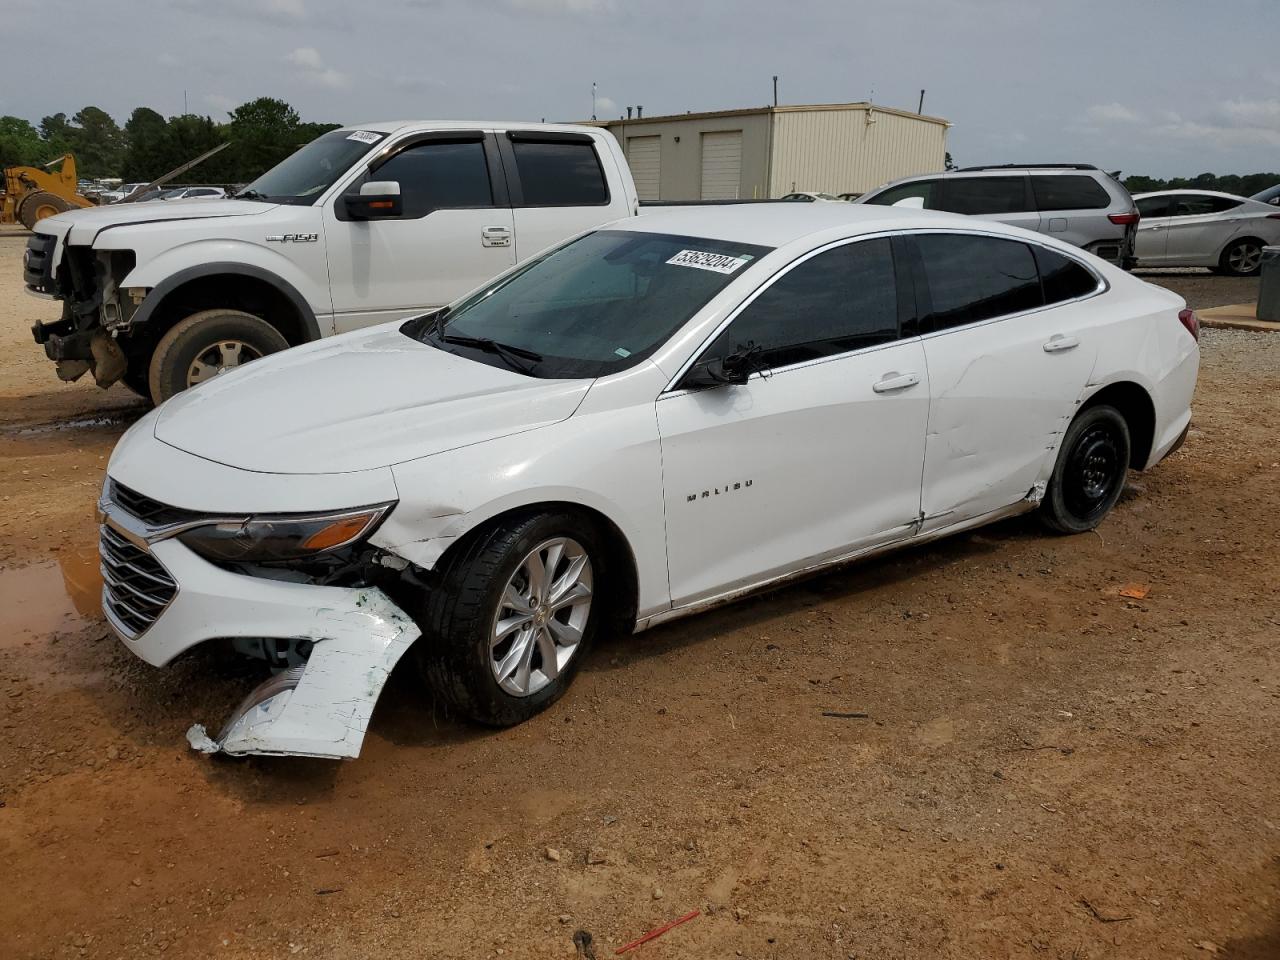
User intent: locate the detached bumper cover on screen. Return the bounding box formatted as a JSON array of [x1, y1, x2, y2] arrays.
[[184, 589, 420, 759], [102, 514, 421, 760]]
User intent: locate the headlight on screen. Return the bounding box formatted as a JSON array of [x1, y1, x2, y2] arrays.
[[176, 504, 393, 563]]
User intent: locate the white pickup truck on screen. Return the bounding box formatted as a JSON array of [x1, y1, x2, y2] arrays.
[[24, 122, 638, 403]]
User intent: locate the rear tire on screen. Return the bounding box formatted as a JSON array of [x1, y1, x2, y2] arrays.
[[416, 511, 607, 727], [1219, 237, 1264, 277], [17, 191, 72, 229], [147, 309, 289, 404], [1040, 404, 1131, 535]]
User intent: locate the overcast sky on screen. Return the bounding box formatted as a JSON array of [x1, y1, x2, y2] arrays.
[[2, 0, 1277, 178]]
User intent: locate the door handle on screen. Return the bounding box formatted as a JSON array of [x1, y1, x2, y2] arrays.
[[872, 372, 920, 394], [481, 226, 511, 248], [1043, 335, 1080, 353]]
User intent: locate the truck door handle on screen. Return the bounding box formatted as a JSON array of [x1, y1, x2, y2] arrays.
[[481, 226, 511, 247], [1043, 335, 1080, 353], [872, 372, 920, 394]]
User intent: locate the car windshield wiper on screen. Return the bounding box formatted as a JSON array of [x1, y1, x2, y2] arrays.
[[440, 332, 542, 374], [235, 188, 268, 201]]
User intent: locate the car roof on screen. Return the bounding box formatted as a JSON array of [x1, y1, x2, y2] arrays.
[[1133, 189, 1250, 201], [614, 203, 1008, 248], [337, 120, 603, 136]]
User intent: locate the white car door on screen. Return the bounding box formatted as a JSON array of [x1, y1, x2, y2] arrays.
[[324, 133, 516, 333], [910, 233, 1100, 530], [658, 237, 930, 607], [1135, 195, 1173, 263]]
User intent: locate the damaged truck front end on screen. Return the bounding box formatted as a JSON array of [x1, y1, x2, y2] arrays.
[[26, 230, 139, 388]]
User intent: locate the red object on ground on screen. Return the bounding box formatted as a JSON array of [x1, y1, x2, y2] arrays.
[[615, 909, 701, 955]]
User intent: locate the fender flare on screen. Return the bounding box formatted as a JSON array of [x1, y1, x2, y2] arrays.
[[130, 262, 322, 341]]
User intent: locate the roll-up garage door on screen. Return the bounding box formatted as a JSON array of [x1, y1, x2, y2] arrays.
[[700, 131, 742, 200], [627, 136, 661, 201]]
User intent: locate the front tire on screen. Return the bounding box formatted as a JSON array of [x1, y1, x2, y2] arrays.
[[417, 511, 606, 727], [147, 309, 289, 404], [1040, 405, 1131, 534], [18, 191, 72, 229], [1219, 237, 1264, 277]]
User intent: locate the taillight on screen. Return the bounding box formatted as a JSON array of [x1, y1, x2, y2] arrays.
[[1178, 308, 1200, 342], [1109, 212, 1141, 225]]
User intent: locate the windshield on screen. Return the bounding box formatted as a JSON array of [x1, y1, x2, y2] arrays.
[[403, 229, 773, 379], [236, 129, 387, 205]]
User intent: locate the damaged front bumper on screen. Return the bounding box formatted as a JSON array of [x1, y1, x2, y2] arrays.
[[101, 511, 422, 760]]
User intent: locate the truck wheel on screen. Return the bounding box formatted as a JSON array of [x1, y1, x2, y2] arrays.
[[148, 310, 289, 404], [416, 511, 606, 727], [121, 368, 151, 399], [18, 191, 72, 229]]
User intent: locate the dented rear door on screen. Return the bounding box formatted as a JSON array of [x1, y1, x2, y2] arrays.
[[909, 232, 1097, 531]]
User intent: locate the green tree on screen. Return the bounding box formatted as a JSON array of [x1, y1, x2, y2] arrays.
[[121, 107, 169, 181], [158, 114, 225, 178], [60, 106, 125, 177], [0, 116, 47, 168], [225, 97, 301, 180]]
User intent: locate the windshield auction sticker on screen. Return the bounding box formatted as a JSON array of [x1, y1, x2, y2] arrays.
[[346, 130, 383, 144], [666, 249, 750, 274]]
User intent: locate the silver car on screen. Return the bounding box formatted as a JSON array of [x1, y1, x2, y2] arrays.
[[856, 164, 1139, 267], [1133, 190, 1280, 276]]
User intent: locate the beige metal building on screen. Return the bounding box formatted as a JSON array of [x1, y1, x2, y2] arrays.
[[594, 102, 950, 202]]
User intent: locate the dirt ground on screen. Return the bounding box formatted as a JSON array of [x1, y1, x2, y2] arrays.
[[1, 223, 1276, 960]]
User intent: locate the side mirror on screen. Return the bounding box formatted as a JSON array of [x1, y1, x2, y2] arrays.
[[679, 352, 753, 390], [891, 196, 925, 209], [344, 180, 402, 219]]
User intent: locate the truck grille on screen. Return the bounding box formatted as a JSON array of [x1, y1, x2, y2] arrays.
[[23, 232, 57, 294], [99, 524, 178, 638], [110, 480, 205, 529]]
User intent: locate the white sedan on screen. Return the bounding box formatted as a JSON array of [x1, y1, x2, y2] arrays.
[[1133, 189, 1280, 275], [100, 204, 1200, 759]]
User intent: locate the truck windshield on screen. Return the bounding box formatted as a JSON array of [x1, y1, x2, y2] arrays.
[[403, 229, 773, 379], [236, 129, 386, 204]]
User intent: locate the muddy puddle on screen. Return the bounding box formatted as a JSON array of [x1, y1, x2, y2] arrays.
[[0, 543, 102, 649]]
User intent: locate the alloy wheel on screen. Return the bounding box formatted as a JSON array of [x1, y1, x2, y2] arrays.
[[490, 537, 593, 697], [185, 340, 265, 387], [1226, 241, 1262, 275]]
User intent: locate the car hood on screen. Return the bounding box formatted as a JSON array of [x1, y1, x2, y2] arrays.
[[36, 199, 274, 245], [152, 325, 593, 474]]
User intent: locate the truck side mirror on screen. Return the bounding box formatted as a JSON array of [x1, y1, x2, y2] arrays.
[[344, 180, 403, 220]]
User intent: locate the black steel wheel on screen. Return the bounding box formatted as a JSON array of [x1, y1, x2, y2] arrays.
[[1040, 405, 1131, 534]]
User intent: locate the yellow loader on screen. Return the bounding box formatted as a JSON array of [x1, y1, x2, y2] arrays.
[[1, 153, 94, 229]]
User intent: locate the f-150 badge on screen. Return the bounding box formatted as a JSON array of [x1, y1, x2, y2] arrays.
[[266, 233, 319, 243]]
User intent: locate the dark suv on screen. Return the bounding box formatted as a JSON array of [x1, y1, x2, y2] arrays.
[[857, 164, 1140, 267]]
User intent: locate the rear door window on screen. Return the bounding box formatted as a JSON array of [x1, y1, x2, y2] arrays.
[[938, 176, 1031, 215], [1170, 195, 1243, 216], [706, 238, 900, 369], [914, 233, 1043, 331], [1034, 246, 1100, 304], [1031, 175, 1112, 211], [509, 138, 610, 206]]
